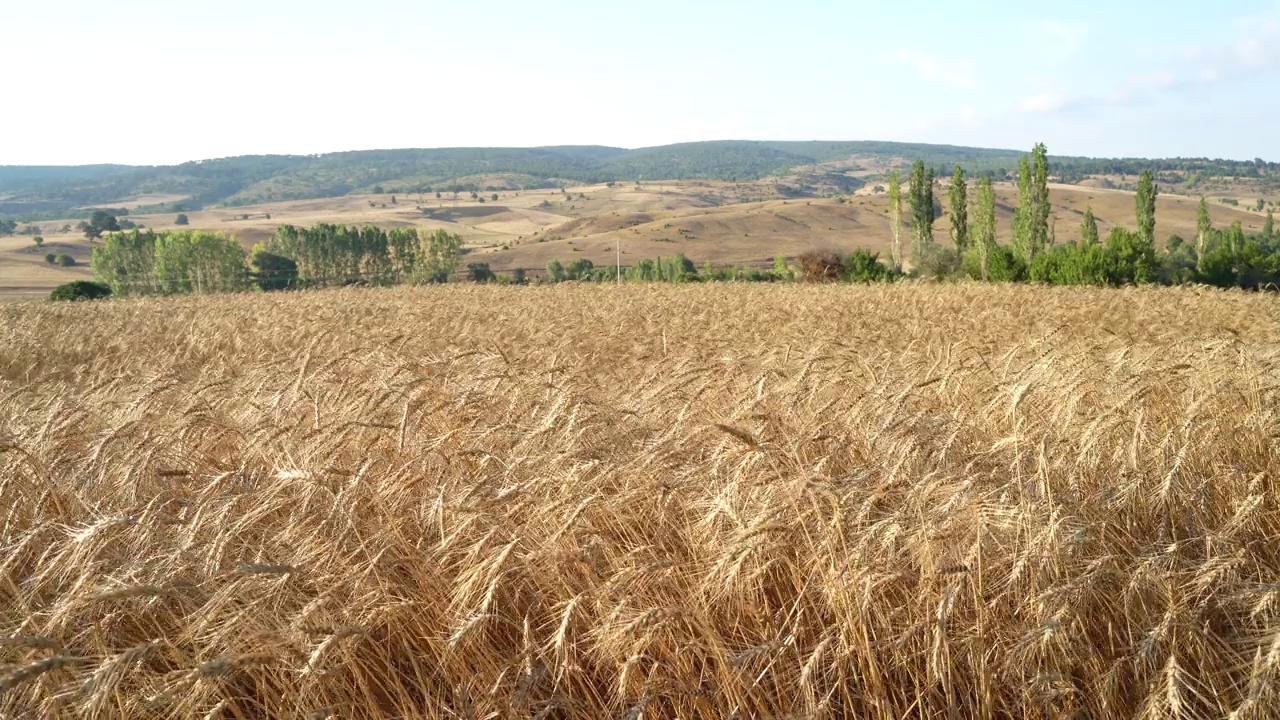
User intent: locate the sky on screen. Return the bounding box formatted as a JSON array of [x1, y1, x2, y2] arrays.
[[5, 0, 1280, 166]]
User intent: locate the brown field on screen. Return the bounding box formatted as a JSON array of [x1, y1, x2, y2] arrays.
[[2, 178, 1269, 298], [3, 283, 1280, 718]]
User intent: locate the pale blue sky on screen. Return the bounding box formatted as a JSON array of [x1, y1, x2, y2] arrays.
[[6, 0, 1280, 165]]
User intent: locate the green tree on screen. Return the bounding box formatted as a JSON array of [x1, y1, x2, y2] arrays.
[[466, 262, 495, 282], [1264, 209, 1274, 244], [45, 253, 57, 264], [32, 236, 44, 248], [908, 160, 935, 267], [88, 210, 120, 239], [972, 176, 997, 281], [55, 254, 75, 267], [545, 259, 566, 282], [887, 168, 903, 273], [843, 249, 889, 282], [1196, 197, 1212, 270], [1081, 206, 1099, 246], [250, 249, 298, 291], [0, 218, 15, 236], [1135, 170, 1158, 250], [1029, 143, 1050, 259], [1012, 154, 1032, 263], [50, 281, 111, 302], [416, 229, 463, 283], [175, 214, 189, 226], [948, 165, 968, 252]]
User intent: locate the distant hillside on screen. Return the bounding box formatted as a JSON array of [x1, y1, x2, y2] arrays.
[[2, 141, 1275, 220]]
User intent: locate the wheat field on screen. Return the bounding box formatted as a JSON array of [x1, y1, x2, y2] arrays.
[[2, 284, 1280, 718]]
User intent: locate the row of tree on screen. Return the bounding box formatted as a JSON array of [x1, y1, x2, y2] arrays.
[[88, 225, 474, 296], [876, 143, 1280, 289], [91, 230, 249, 295]]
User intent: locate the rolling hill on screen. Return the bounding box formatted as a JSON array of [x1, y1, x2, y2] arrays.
[[5, 141, 1275, 220]]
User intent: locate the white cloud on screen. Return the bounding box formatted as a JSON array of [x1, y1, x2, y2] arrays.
[[1038, 21, 1087, 55], [890, 48, 977, 90], [1017, 92, 1072, 114]]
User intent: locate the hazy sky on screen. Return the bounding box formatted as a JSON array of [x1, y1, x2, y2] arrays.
[[6, 0, 1280, 165]]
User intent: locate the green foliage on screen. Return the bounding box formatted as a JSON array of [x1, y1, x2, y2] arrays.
[[1013, 154, 1032, 263], [1103, 227, 1158, 285], [0, 218, 15, 236], [545, 259, 565, 282], [963, 244, 1025, 282], [32, 236, 44, 247], [55, 254, 75, 267], [623, 254, 698, 283], [250, 250, 298, 291], [92, 229, 245, 295], [972, 177, 997, 281], [1027, 243, 1110, 286], [1029, 143, 1050, 259], [88, 210, 119, 237], [908, 160, 935, 265], [466, 262, 496, 283], [1135, 170, 1158, 249], [842, 249, 890, 282], [175, 213, 189, 226], [887, 168, 903, 272], [1081, 206, 1099, 246], [44, 253, 57, 264], [948, 165, 968, 252], [50, 280, 111, 302]]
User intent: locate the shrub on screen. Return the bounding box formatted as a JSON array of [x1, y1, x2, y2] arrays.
[[50, 280, 111, 302], [32, 236, 44, 248], [250, 250, 298, 291], [796, 251, 844, 282], [466, 263, 496, 283], [55, 254, 75, 267], [963, 245, 1026, 282], [44, 253, 57, 264], [175, 214, 189, 225], [843, 249, 890, 282], [914, 244, 961, 278]]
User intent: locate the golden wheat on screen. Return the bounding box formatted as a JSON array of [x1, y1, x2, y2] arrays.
[[2, 283, 1279, 718]]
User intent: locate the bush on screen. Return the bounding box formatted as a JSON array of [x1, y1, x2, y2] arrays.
[[44, 253, 57, 264], [466, 263, 496, 283], [50, 281, 111, 302], [55, 254, 75, 267], [32, 236, 44, 248], [796, 251, 844, 282], [250, 250, 298, 292], [175, 214, 189, 226], [963, 245, 1026, 282], [914, 244, 962, 278], [843, 249, 890, 282]]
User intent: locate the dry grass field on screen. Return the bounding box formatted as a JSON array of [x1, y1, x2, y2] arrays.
[[3, 283, 1280, 718], [4, 178, 1269, 298]]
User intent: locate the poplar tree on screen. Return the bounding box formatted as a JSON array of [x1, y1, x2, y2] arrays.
[[908, 160, 935, 265], [1030, 143, 1050, 259], [948, 165, 968, 252], [1081, 206, 1099, 246], [1136, 170, 1158, 251], [1196, 197, 1212, 270], [973, 176, 997, 281], [1264, 209, 1274, 243], [1013, 155, 1032, 263], [887, 168, 903, 273]]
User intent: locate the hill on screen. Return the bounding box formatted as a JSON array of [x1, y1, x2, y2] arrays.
[[5, 141, 1276, 219]]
